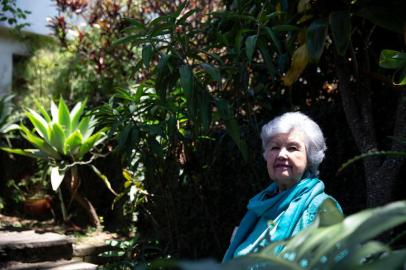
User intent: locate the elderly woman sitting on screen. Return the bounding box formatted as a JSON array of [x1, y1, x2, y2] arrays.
[[223, 112, 343, 262]]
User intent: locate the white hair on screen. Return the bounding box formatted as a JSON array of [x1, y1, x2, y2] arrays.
[[260, 112, 327, 177]]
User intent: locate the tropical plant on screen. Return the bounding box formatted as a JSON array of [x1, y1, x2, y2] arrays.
[[141, 201, 406, 270], [0, 97, 115, 227]]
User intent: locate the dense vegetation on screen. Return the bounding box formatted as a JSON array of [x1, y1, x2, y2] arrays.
[[0, 0, 405, 268]]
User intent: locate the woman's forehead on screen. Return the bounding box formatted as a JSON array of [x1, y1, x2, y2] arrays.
[[269, 129, 306, 144]]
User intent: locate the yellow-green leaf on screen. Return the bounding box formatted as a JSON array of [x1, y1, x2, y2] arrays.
[[282, 44, 309, 86]]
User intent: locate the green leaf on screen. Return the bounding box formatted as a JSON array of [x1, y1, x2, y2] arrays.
[[50, 166, 65, 191], [51, 100, 58, 123], [215, 98, 248, 161], [394, 66, 406, 86], [337, 150, 406, 174], [379, 50, 406, 69], [329, 11, 351, 56], [49, 122, 66, 155], [34, 99, 51, 122], [25, 109, 50, 141], [271, 25, 300, 32], [58, 98, 71, 135], [264, 27, 283, 54], [245, 35, 258, 64], [200, 63, 221, 84], [20, 125, 61, 160], [357, 5, 406, 34], [142, 44, 153, 68], [0, 147, 49, 160], [78, 131, 106, 160], [257, 39, 277, 77], [78, 116, 91, 138], [64, 130, 83, 156], [90, 165, 118, 196], [306, 19, 328, 62], [70, 100, 86, 131], [179, 64, 195, 116]]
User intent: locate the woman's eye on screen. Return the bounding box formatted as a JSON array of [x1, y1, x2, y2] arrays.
[[270, 146, 280, 150], [288, 146, 298, 151]]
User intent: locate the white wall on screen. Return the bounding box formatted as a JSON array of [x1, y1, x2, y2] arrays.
[[0, 0, 57, 95]]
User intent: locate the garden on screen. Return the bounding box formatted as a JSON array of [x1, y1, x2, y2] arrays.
[[0, 0, 406, 269]]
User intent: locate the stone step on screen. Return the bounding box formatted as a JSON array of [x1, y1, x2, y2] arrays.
[[0, 259, 97, 270], [0, 230, 73, 263]]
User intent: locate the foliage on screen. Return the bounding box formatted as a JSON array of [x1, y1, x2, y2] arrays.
[[0, 97, 114, 226], [0, 95, 19, 141], [47, 0, 142, 101], [0, 0, 30, 31], [140, 201, 406, 270], [98, 237, 165, 270], [379, 50, 406, 85]]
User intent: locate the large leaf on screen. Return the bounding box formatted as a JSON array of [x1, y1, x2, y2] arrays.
[[306, 19, 328, 62], [357, 5, 406, 34], [0, 147, 49, 160], [282, 44, 309, 86], [215, 98, 248, 161], [34, 99, 51, 122], [58, 98, 71, 135], [25, 109, 50, 142], [70, 100, 86, 131], [64, 130, 83, 156], [200, 63, 221, 85], [245, 35, 258, 64], [264, 27, 283, 54], [179, 64, 195, 117], [78, 131, 106, 160], [142, 44, 153, 68], [329, 11, 351, 56], [49, 122, 66, 155], [50, 166, 65, 191], [379, 49, 406, 69], [20, 125, 61, 160]]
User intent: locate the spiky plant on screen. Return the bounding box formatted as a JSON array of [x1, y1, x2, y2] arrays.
[[1, 97, 115, 227]]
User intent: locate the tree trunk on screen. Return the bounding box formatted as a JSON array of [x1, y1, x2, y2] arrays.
[[336, 53, 406, 208], [69, 166, 101, 228]]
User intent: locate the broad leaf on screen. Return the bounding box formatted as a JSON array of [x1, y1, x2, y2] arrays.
[[58, 98, 71, 135], [49, 122, 66, 155], [282, 44, 309, 86], [142, 44, 153, 68], [50, 166, 65, 191], [200, 63, 221, 84], [379, 50, 406, 69], [20, 125, 61, 160], [26, 109, 50, 142], [65, 130, 83, 156], [306, 19, 328, 62], [215, 98, 248, 161], [329, 11, 351, 56], [70, 100, 86, 131], [245, 35, 258, 64]]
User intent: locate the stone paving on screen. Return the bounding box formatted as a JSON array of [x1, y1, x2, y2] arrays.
[[0, 230, 98, 270]]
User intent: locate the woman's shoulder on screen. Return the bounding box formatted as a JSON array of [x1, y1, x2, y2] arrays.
[[306, 193, 344, 226]]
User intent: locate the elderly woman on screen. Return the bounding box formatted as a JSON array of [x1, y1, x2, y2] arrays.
[[223, 112, 342, 262]]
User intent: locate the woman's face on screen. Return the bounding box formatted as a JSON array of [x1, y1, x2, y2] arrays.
[[266, 129, 308, 191]]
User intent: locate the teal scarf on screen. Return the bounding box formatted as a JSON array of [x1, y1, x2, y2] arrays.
[[223, 178, 325, 262]]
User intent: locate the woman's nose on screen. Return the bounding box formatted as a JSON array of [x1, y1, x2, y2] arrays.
[[277, 148, 288, 159]]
